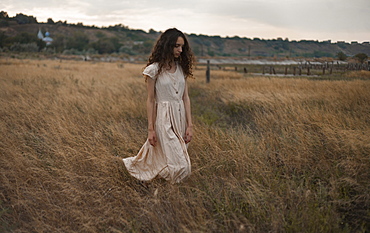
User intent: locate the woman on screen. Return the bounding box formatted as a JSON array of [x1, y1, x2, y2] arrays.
[[123, 28, 194, 184]]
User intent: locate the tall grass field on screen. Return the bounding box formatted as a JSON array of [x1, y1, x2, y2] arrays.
[[1, 58, 369, 232]]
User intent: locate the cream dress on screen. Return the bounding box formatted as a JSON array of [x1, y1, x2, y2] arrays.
[[123, 62, 191, 183]]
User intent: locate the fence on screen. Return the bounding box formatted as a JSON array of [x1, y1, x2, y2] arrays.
[[202, 60, 370, 78]]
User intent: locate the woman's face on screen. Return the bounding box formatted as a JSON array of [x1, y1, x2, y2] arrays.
[[173, 36, 184, 58]]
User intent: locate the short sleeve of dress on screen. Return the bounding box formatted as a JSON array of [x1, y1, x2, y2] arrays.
[[143, 63, 159, 80]]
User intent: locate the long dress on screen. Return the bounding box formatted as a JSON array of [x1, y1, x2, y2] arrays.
[[123, 62, 191, 183]]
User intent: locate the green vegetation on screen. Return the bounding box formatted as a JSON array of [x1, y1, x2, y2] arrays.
[[0, 11, 369, 58], [354, 53, 368, 63], [0, 32, 46, 52], [337, 51, 348, 61]]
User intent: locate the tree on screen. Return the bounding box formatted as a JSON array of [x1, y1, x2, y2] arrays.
[[50, 34, 66, 53], [0, 32, 7, 47], [12, 32, 38, 44], [2, 32, 46, 51], [91, 39, 116, 54], [66, 32, 89, 51], [13, 13, 37, 24], [0, 19, 9, 27], [337, 51, 347, 61], [95, 31, 105, 39], [47, 18, 55, 24], [354, 53, 368, 63], [91, 37, 121, 54], [149, 28, 157, 34], [0, 11, 9, 19]]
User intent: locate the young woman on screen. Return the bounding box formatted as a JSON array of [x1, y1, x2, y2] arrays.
[[123, 28, 194, 184]]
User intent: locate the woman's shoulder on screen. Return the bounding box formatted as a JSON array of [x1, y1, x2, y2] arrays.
[[143, 63, 160, 79], [147, 62, 160, 69]]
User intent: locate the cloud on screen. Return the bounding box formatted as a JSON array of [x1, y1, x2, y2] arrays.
[[1, 0, 369, 42]]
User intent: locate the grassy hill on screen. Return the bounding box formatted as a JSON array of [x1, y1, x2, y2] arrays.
[[1, 13, 370, 58]]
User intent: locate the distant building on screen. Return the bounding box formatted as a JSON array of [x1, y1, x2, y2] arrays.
[[37, 29, 44, 39], [37, 29, 53, 45]]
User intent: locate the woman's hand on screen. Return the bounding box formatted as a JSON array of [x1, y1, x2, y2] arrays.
[[148, 130, 157, 147], [184, 126, 193, 144]]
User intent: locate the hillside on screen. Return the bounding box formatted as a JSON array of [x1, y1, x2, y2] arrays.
[[1, 12, 370, 58]]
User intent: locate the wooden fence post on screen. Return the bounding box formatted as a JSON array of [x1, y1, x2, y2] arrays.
[[206, 60, 210, 83], [269, 66, 276, 74]]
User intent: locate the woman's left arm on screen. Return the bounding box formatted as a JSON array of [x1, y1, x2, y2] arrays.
[[183, 80, 193, 143]]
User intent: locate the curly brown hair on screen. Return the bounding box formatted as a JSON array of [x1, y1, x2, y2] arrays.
[[146, 28, 194, 78]]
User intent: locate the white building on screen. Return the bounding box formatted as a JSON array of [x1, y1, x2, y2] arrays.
[[37, 29, 53, 46]]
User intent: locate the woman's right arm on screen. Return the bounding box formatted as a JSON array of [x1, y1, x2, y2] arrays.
[[146, 76, 157, 146]]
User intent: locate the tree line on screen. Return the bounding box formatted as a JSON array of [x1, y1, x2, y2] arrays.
[[0, 11, 155, 55], [0, 11, 368, 62]]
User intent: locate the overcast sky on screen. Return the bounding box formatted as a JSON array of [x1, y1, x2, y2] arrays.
[[2, 0, 370, 42]]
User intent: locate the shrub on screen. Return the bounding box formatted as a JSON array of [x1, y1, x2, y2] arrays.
[[337, 51, 347, 61], [10, 42, 39, 52], [62, 48, 84, 55], [0, 19, 9, 27], [354, 53, 368, 63]]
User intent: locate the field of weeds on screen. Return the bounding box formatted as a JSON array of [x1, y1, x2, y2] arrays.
[[0, 58, 369, 232]]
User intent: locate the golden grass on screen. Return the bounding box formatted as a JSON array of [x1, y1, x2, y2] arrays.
[[1, 58, 369, 232], [345, 70, 370, 79]]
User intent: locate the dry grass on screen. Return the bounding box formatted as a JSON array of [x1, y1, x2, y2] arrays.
[[1, 58, 369, 232], [345, 70, 370, 79]]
